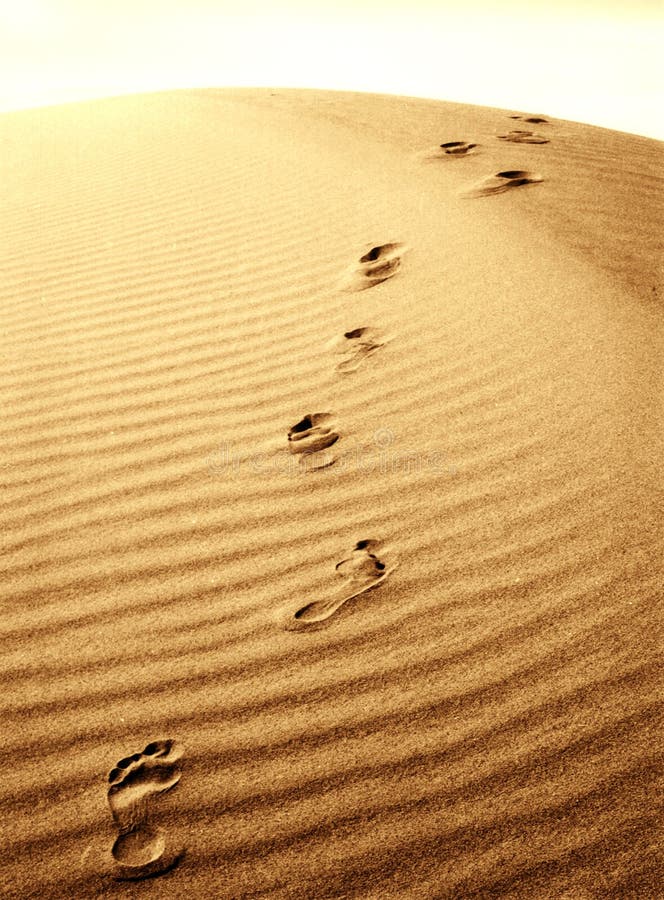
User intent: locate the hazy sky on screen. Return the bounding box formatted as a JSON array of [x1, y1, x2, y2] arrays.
[[1, 0, 662, 138]]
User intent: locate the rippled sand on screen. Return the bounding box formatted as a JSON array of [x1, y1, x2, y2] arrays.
[[1, 88, 662, 898]]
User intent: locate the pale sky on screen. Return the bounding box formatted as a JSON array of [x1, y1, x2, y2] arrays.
[[1, 0, 662, 139]]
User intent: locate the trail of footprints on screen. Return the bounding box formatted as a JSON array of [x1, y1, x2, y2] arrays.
[[436, 113, 549, 196], [99, 109, 553, 881]]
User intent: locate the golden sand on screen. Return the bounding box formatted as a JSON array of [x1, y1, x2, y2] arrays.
[[1, 88, 662, 898]]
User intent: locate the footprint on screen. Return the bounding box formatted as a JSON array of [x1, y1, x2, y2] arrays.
[[106, 739, 184, 881], [417, 142, 479, 163], [288, 412, 340, 470], [289, 539, 397, 628], [497, 130, 549, 144], [462, 169, 543, 198], [329, 326, 388, 374], [509, 115, 549, 124], [343, 242, 407, 291], [439, 141, 477, 156]]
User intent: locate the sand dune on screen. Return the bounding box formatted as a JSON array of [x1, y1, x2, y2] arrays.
[[0, 88, 662, 898]]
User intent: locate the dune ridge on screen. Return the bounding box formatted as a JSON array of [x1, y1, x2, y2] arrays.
[[0, 88, 662, 898]]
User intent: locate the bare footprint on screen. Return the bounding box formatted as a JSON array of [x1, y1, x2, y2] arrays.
[[343, 242, 407, 291], [330, 326, 388, 374], [105, 739, 184, 880], [288, 539, 397, 628], [288, 413, 340, 470], [416, 142, 479, 163], [439, 141, 477, 156], [462, 169, 543, 198], [497, 130, 549, 144], [509, 114, 549, 124]]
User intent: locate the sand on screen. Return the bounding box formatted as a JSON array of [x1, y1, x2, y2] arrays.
[[0, 87, 662, 899]]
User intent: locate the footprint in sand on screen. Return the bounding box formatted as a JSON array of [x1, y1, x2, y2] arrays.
[[288, 412, 340, 471], [343, 242, 407, 291], [463, 169, 543, 198], [329, 326, 388, 374], [106, 739, 184, 881], [417, 141, 478, 162], [439, 140, 477, 156], [497, 130, 549, 144], [509, 115, 549, 124], [289, 539, 396, 628]]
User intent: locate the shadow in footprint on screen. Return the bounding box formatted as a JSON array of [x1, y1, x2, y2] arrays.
[[288, 539, 397, 629], [343, 242, 407, 291], [462, 169, 543, 198], [330, 326, 388, 374], [497, 130, 549, 144], [288, 413, 340, 471], [105, 739, 184, 881]]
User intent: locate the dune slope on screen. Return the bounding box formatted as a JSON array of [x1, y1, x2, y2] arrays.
[[0, 88, 662, 899]]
